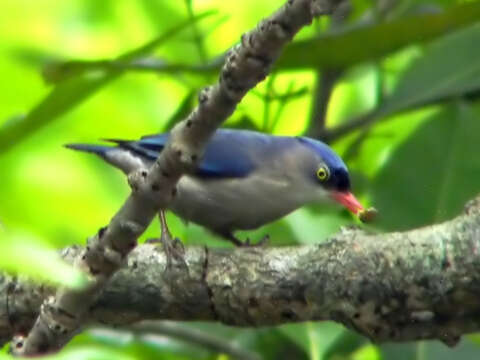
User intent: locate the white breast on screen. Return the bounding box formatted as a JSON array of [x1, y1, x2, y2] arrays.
[[169, 164, 322, 234]]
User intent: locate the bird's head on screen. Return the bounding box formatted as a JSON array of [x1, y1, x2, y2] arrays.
[[298, 137, 364, 216]]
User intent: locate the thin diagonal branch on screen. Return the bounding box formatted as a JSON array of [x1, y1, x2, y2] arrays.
[[184, 0, 209, 64], [43, 57, 223, 84], [3, 195, 480, 350], [12, 0, 342, 355]]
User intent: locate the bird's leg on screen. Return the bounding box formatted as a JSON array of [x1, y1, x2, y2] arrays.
[[225, 232, 270, 247], [148, 210, 186, 269]]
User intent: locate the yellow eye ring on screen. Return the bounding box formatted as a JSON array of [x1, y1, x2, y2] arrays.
[[317, 166, 329, 181]]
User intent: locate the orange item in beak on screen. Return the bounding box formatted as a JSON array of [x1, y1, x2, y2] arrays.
[[331, 191, 364, 215]]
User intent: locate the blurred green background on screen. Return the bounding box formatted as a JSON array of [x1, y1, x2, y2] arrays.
[[1, 0, 480, 359]]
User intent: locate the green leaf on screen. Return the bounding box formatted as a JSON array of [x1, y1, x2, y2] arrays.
[[323, 330, 366, 360], [277, 1, 480, 70], [233, 327, 307, 360], [279, 322, 346, 360], [0, 231, 87, 289], [0, 11, 215, 153], [75, 328, 213, 360], [379, 23, 480, 116], [325, 23, 480, 145], [373, 102, 480, 231], [284, 208, 351, 244], [351, 344, 380, 360], [49, 346, 136, 360]]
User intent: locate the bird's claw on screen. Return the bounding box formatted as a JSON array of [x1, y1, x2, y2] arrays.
[[162, 236, 187, 269], [157, 211, 187, 271]]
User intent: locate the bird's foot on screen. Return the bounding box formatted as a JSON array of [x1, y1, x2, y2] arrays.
[[228, 234, 270, 247], [149, 235, 185, 267], [153, 210, 187, 270]]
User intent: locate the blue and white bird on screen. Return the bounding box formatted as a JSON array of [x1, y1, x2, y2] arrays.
[[67, 129, 365, 245]]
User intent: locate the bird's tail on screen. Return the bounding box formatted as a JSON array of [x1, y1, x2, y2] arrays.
[[65, 142, 143, 174], [64, 143, 112, 157]]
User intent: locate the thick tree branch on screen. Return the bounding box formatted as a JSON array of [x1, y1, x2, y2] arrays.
[[4, 195, 480, 350], [12, 0, 342, 355]]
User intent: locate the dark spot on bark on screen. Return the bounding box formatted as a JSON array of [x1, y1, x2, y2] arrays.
[[392, 291, 408, 307], [15, 341, 23, 348], [223, 68, 233, 80], [442, 257, 451, 270], [353, 312, 360, 319], [176, 150, 182, 157], [395, 319, 406, 328], [186, 120, 192, 128], [81, 255, 86, 260], [417, 276, 430, 288], [202, 247, 219, 320], [38, 342, 49, 353], [57, 307, 76, 320], [435, 312, 451, 325], [110, 240, 121, 253], [199, 87, 210, 103], [151, 183, 160, 191], [271, 20, 292, 35], [141, 170, 147, 177], [373, 326, 381, 335], [98, 226, 107, 239], [248, 297, 259, 307], [9, 312, 19, 325], [191, 154, 197, 162], [358, 293, 366, 304], [54, 324, 61, 331], [89, 266, 100, 275], [281, 310, 296, 320], [172, 188, 177, 197], [162, 170, 169, 178], [132, 261, 138, 270], [247, 52, 271, 67], [329, 311, 346, 322], [374, 305, 381, 315]]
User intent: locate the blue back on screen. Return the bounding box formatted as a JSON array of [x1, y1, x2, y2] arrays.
[[131, 129, 282, 178], [122, 129, 347, 182]]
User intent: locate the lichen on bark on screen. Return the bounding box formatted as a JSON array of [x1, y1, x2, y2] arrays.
[[2, 194, 480, 349]]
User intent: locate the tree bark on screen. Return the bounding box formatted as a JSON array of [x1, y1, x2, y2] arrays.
[[4, 195, 480, 350]]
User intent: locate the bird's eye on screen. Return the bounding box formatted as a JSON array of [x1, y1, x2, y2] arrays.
[[316, 166, 330, 181]]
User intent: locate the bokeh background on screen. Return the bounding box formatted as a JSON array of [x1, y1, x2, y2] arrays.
[[1, 0, 480, 359]]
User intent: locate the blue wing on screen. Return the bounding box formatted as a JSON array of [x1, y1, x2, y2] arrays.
[[122, 130, 262, 178]]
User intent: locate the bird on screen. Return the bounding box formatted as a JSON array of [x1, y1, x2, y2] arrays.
[[66, 129, 365, 247]]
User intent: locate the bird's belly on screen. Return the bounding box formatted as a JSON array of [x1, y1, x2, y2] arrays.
[[169, 175, 305, 233]]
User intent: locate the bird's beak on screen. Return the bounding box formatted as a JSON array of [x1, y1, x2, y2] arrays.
[[331, 191, 364, 215]]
